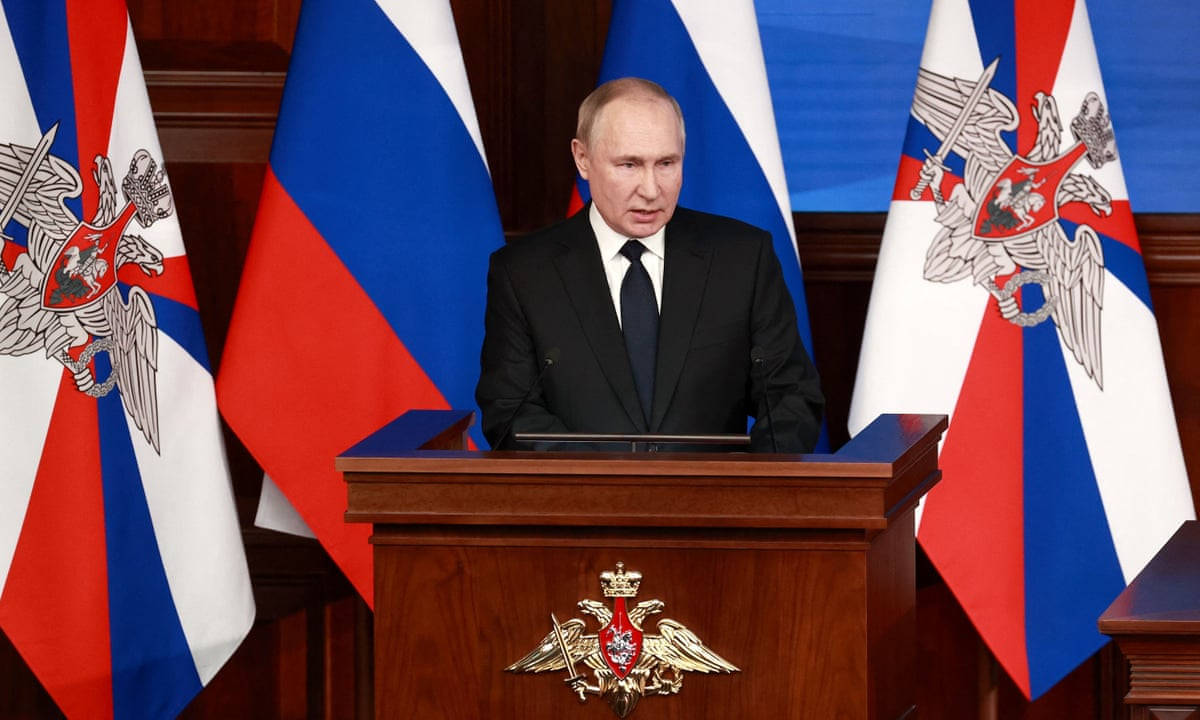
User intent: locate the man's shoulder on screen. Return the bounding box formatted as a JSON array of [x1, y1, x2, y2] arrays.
[[490, 211, 589, 267], [670, 206, 771, 249]]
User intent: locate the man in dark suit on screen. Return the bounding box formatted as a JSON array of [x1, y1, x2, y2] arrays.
[[476, 77, 823, 451]]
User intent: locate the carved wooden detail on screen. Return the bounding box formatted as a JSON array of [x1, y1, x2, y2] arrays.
[[1143, 707, 1200, 720]]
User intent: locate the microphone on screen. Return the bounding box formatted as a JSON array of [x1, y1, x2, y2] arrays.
[[496, 347, 560, 449], [750, 346, 779, 453]]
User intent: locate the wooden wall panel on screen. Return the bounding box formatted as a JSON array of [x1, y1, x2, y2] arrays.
[[131, 0, 298, 70], [1, 0, 1197, 717]]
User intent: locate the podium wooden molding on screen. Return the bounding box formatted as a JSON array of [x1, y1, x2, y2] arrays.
[[1100, 521, 1200, 720], [339, 411, 946, 719]]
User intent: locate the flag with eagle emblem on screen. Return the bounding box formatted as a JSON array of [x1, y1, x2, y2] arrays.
[[848, 0, 1194, 699], [0, 0, 253, 717]]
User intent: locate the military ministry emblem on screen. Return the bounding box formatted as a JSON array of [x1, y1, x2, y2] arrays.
[[909, 58, 1116, 388], [507, 563, 738, 718], [0, 123, 173, 452]]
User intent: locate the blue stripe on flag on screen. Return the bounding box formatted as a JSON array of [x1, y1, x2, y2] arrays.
[[1101, 237, 1153, 312], [1021, 283, 1125, 697], [1, 0, 83, 221], [144, 290, 213, 374], [966, 0, 1017, 153], [592, 0, 815, 352], [97, 372, 202, 719], [269, 0, 499, 438], [1058, 218, 1153, 313], [901, 115, 967, 177]]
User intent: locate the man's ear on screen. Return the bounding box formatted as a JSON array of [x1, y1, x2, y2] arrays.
[[570, 138, 590, 180]]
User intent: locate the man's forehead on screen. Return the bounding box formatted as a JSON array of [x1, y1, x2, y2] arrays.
[[591, 96, 683, 148]]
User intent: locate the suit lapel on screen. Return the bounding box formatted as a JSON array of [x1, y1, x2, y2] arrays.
[[552, 211, 648, 431], [651, 211, 711, 431]]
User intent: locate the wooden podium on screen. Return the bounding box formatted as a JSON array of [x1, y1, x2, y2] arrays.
[[1099, 520, 1200, 719], [338, 411, 946, 719]]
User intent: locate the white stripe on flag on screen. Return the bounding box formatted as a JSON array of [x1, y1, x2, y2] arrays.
[[919, 0, 983, 79], [0, 355, 61, 593], [126, 332, 253, 684], [108, 21, 187, 260], [1063, 277, 1194, 582], [375, 0, 489, 169], [848, 201, 988, 436], [671, 0, 795, 245], [0, 1, 38, 143], [0, 1, 61, 595], [1051, 0, 1129, 202], [255, 474, 317, 539]]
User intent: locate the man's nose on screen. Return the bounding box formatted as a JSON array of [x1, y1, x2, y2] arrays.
[[636, 167, 659, 198]]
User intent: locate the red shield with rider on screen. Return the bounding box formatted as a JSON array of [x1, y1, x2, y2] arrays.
[[598, 596, 644, 679], [972, 142, 1088, 241], [42, 201, 138, 311]]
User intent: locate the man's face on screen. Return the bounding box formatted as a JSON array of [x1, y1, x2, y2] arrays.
[[572, 95, 684, 239]]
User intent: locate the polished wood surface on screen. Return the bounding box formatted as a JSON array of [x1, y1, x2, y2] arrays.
[[343, 411, 945, 719], [1100, 522, 1200, 719]]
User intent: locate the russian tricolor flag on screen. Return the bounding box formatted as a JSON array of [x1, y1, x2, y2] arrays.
[[849, 0, 1194, 698], [576, 0, 818, 377], [218, 0, 502, 602], [0, 0, 253, 717]]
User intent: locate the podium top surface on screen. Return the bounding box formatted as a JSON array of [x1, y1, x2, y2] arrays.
[[336, 412, 947, 531], [1099, 520, 1200, 635], [337, 411, 947, 479]]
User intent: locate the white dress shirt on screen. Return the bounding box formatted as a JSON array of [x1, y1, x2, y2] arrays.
[[589, 203, 665, 328]]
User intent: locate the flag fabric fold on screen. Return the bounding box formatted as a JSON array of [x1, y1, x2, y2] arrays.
[[848, 0, 1194, 699], [217, 0, 502, 603], [576, 0, 819, 382], [0, 0, 254, 717]]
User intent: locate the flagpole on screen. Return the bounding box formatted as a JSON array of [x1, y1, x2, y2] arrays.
[[977, 641, 998, 720]]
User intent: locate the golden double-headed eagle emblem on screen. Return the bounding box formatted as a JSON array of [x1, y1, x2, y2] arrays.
[[506, 563, 738, 718]]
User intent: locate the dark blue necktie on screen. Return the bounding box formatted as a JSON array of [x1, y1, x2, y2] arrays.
[[619, 240, 658, 423]]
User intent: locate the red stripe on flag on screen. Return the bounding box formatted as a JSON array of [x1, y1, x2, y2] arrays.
[[218, 169, 451, 604], [65, 0, 126, 216], [892, 154, 963, 203], [567, 185, 585, 216], [118, 255, 199, 310], [1015, 0, 1075, 152], [0, 374, 113, 720], [1061, 200, 1140, 254], [919, 299, 1030, 695]]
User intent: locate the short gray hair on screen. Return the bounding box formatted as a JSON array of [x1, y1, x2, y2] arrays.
[[575, 77, 685, 146]]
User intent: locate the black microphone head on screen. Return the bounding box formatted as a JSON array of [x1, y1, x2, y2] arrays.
[[544, 347, 561, 366], [750, 346, 765, 364]]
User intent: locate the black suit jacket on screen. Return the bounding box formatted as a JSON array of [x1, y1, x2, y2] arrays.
[[475, 206, 823, 451]]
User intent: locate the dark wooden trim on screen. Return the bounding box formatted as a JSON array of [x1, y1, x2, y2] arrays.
[[145, 70, 285, 163]]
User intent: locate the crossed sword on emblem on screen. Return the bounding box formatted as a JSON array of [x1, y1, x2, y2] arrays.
[[0, 124, 120, 397], [551, 613, 589, 703], [909, 58, 1058, 326], [0, 124, 57, 278]]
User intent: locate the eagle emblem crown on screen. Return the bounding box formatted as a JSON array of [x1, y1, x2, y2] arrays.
[[506, 563, 739, 718]]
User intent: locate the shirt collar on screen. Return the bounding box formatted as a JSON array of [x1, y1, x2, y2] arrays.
[[588, 203, 666, 262]]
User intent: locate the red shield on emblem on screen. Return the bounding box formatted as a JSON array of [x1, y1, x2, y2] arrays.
[[42, 202, 138, 311], [599, 597, 644, 679], [972, 142, 1088, 241]]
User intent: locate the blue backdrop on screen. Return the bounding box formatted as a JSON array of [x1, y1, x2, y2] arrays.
[[758, 0, 1200, 212]]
